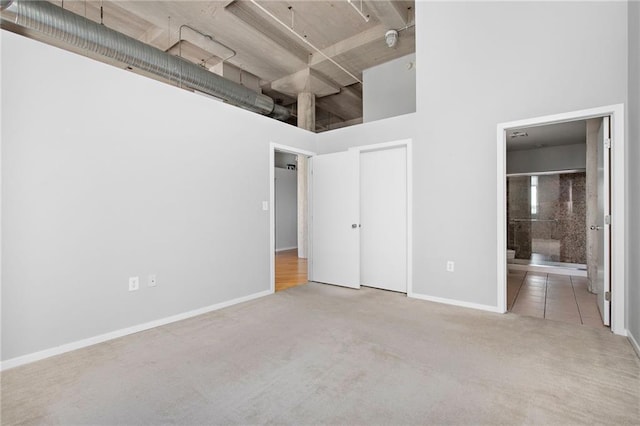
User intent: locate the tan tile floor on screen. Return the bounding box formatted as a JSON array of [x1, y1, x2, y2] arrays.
[[507, 270, 607, 329]]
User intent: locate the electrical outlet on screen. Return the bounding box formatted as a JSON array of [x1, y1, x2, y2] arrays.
[[148, 274, 157, 287], [128, 276, 139, 291], [446, 261, 455, 272]]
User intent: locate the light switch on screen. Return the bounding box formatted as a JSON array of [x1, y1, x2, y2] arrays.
[[262, 201, 269, 211], [129, 277, 139, 291]]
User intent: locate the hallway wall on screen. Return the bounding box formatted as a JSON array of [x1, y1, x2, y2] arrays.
[[275, 167, 297, 251]]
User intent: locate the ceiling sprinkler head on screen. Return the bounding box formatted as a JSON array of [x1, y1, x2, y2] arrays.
[[385, 30, 398, 48]]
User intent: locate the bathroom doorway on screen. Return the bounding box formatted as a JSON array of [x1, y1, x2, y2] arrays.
[[505, 121, 589, 275], [497, 105, 626, 335], [505, 120, 601, 327]]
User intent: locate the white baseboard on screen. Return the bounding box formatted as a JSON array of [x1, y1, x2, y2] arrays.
[[628, 330, 640, 359], [0, 289, 271, 372], [408, 292, 503, 314], [275, 246, 297, 252]]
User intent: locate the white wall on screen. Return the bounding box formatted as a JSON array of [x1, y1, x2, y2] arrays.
[[275, 168, 297, 251], [315, 113, 417, 155], [319, 1, 628, 309], [1, 0, 635, 364], [363, 53, 416, 123], [0, 30, 314, 361], [627, 0, 640, 350], [506, 143, 586, 174]]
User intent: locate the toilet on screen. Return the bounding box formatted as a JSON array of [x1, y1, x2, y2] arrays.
[[506, 249, 516, 261]]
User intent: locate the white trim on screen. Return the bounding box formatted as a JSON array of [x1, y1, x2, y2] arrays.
[[628, 330, 640, 359], [0, 289, 271, 371], [307, 158, 314, 282], [409, 292, 503, 314], [407, 142, 414, 297], [496, 104, 626, 335], [349, 139, 413, 295], [269, 143, 316, 294], [350, 139, 412, 153], [270, 143, 315, 158], [275, 246, 297, 252], [497, 123, 508, 314]]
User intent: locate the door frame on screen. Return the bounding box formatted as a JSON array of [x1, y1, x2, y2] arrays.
[[269, 143, 316, 294], [496, 104, 626, 335], [349, 139, 413, 295]]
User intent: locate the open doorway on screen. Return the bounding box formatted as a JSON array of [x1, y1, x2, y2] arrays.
[[270, 144, 315, 293], [497, 105, 626, 335], [274, 151, 305, 291], [504, 119, 604, 328]]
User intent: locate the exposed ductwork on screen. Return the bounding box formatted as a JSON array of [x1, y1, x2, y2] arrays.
[[0, 0, 13, 12], [0, 0, 290, 120]]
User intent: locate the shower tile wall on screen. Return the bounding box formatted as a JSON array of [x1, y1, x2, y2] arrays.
[[507, 172, 586, 264]]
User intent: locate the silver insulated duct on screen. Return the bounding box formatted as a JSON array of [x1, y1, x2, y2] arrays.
[[0, 0, 290, 120]]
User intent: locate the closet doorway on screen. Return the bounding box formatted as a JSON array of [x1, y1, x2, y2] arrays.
[[309, 139, 413, 294]]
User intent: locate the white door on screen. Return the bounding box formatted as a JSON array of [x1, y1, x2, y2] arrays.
[[360, 147, 407, 292], [595, 116, 611, 326], [310, 151, 360, 288]]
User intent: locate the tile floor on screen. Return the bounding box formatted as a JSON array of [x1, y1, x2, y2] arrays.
[[507, 270, 607, 329]]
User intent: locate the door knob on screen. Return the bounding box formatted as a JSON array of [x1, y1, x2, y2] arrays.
[[352, 224, 358, 228], [590, 225, 603, 231]]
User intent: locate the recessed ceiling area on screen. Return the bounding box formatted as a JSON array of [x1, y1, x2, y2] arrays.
[[2, 0, 415, 132], [507, 120, 587, 151]]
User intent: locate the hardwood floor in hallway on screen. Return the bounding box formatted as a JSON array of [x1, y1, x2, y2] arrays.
[[275, 249, 308, 291]]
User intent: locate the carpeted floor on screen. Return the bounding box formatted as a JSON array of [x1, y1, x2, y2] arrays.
[[2, 283, 639, 425]]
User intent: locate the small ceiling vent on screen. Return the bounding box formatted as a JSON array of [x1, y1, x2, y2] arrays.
[[510, 131, 529, 138]]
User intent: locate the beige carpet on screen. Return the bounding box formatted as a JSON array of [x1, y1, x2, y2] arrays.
[[2, 283, 639, 425]]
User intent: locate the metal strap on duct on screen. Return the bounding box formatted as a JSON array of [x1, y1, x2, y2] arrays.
[[0, 0, 290, 120]]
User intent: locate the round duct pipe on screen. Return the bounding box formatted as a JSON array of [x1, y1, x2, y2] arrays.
[[0, 1, 290, 121], [0, 0, 14, 11]]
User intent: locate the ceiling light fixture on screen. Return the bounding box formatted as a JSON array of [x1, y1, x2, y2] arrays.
[[385, 30, 398, 48]]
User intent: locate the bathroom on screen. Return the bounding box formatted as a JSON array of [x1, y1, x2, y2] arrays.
[[506, 120, 593, 273], [505, 119, 608, 328]]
